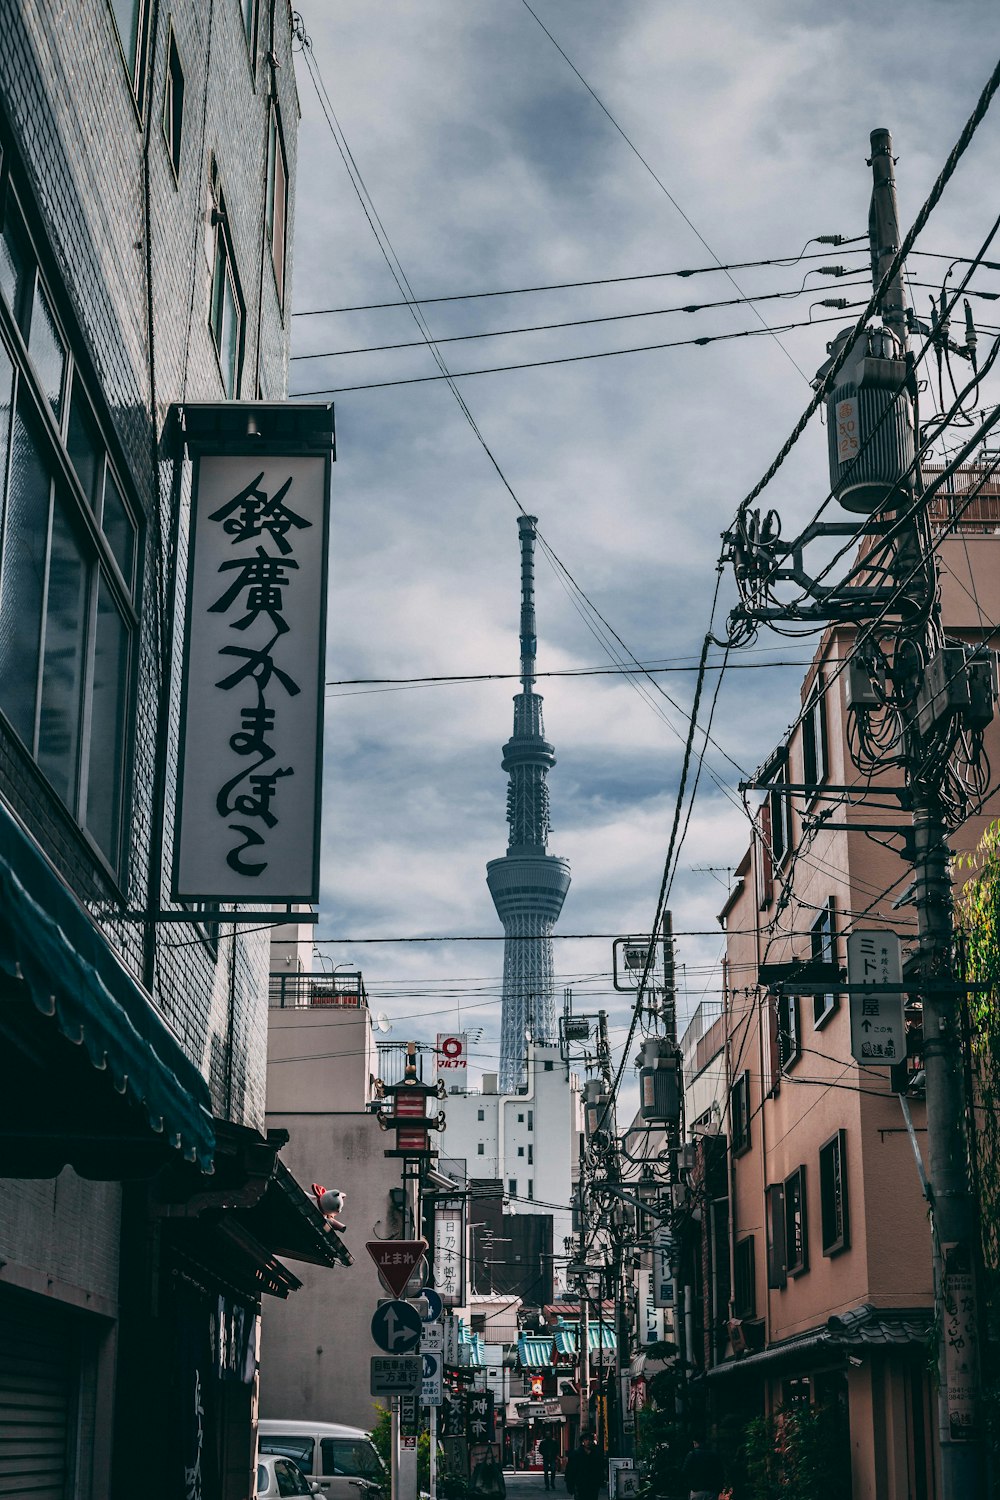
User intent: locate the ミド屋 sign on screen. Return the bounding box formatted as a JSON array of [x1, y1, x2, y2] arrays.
[[846, 930, 905, 1066]]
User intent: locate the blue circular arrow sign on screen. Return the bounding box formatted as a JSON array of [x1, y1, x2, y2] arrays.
[[371, 1299, 423, 1354]]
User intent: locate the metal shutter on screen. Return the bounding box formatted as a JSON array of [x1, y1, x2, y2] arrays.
[[0, 1289, 75, 1498]]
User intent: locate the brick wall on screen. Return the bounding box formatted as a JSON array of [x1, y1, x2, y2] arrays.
[[0, 0, 301, 1132]]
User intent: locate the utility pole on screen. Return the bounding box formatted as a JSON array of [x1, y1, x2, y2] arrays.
[[870, 128, 983, 1495]]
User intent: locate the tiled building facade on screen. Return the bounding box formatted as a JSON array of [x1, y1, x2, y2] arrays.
[[0, 3, 343, 1495]]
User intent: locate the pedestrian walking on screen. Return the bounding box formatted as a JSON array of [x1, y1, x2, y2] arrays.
[[680, 1435, 724, 1500], [539, 1432, 559, 1490], [564, 1432, 604, 1500]]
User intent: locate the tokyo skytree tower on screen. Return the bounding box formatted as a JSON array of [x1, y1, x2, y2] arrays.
[[487, 515, 571, 1093]]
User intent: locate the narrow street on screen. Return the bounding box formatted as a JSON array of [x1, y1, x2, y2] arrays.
[[502, 1472, 570, 1500]]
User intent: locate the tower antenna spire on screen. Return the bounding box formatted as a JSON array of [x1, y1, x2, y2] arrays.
[[487, 516, 571, 1091], [519, 514, 538, 693]]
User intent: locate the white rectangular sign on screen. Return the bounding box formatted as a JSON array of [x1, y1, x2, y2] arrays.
[[174, 449, 332, 901], [847, 930, 906, 1066], [433, 1207, 465, 1308], [436, 1034, 468, 1078], [370, 1356, 422, 1396], [422, 1323, 444, 1354], [422, 1350, 444, 1406], [652, 1226, 675, 1308]]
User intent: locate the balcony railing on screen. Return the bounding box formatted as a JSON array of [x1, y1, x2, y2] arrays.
[[925, 464, 1000, 534], [269, 971, 368, 1009]]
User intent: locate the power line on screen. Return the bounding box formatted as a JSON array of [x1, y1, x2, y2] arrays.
[[518, 0, 811, 380], [291, 246, 869, 317], [289, 309, 862, 396], [324, 657, 814, 693], [728, 55, 1000, 523], [290, 280, 872, 361]]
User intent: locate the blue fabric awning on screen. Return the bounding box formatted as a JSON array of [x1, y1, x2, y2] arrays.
[[0, 797, 215, 1173]]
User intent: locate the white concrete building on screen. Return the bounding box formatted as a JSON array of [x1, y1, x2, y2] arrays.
[[442, 1043, 582, 1292]]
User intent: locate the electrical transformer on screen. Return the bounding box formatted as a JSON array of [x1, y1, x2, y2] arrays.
[[822, 326, 915, 513], [637, 1037, 680, 1125]]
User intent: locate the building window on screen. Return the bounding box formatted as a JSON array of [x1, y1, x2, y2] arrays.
[[820, 1130, 850, 1256], [544, 1060, 554, 1072], [784, 1166, 808, 1276], [766, 1183, 786, 1289], [527, 1181, 533, 1200], [527, 1110, 533, 1131], [776, 992, 800, 1071], [162, 25, 184, 179], [508, 1179, 517, 1196], [731, 1071, 751, 1156], [767, 754, 792, 866], [242, 0, 259, 60], [801, 675, 828, 791], [266, 106, 288, 308], [733, 1236, 756, 1319], [518, 1113, 524, 1123], [477, 1108, 484, 1122], [209, 173, 242, 397], [109, 0, 150, 99], [517, 1146, 524, 1157], [811, 899, 838, 1027], [528, 1144, 533, 1165], [783, 1376, 812, 1410], [477, 1143, 484, 1156], [0, 184, 138, 879]]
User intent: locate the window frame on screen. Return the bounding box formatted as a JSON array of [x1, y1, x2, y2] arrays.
[[266, 104, 289, 310], [208, 172, 244, 398], [767, 752, 792, 868], [819, 1129, 850, 1256], [811, 898, 839, 1028], [800, 673, 829, 797], [783, 1165, 808, 1277], [241, 0, 260, 72], [162, 21, 185, 182], [0, 178, 141, 885], [731, 1070, 751, 1156], [733, 1235, 757, 1319], [108, 0, 152, 105], [776, 991, 801, 1072], [766, 1182, 786, 1289]]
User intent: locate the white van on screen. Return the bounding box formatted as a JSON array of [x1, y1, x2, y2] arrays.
[[258, 1421, 386, 1500]]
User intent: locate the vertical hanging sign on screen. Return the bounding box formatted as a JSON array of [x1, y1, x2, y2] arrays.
[[433, 1206, 466, 1308], [173, 404, 335, 903]]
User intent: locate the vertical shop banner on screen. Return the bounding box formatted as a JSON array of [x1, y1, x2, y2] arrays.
[[174, 409, 334, 902], [434, 1206, 466, 1307]]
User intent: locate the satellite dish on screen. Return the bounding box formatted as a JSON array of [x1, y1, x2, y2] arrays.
[[375, 1013, 392, 1034]]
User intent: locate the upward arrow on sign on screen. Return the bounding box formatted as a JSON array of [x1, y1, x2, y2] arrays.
[[366, 1239, 429, 1298]]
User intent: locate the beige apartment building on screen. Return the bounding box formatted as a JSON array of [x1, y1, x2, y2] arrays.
[[709, 467, 1000, 1498]]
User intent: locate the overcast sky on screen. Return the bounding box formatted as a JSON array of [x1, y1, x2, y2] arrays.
[[285, 1, 1000, 1101]]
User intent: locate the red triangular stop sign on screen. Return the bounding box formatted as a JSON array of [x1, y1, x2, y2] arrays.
[[365, 1239, 428, 1299]]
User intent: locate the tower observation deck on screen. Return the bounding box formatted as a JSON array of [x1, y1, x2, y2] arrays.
[[487, 515, 571, 1092]]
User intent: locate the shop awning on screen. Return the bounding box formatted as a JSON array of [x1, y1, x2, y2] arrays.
[[706, 1303, 933, 1378], [158, 1125, 351, 1299], [517, 1336, 554, 1370], [0, 798, 215, 1175]]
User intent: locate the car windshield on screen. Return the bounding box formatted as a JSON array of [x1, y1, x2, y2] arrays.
[[260, 1437, 314, 1474], [322, 1438, 385, 1478]]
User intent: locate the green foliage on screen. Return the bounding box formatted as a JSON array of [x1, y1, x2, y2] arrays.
[[955, 819, 1000, 1460], [370, 1404, 391, 1469], [635, 1403, 689, 1500], [742, 1404, 850, 1500], [369, 1404, 430, 1491]]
